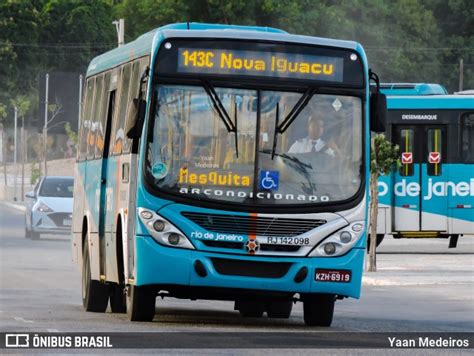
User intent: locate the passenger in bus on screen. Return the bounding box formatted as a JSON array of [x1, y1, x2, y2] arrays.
[[287, 116, 335, 156]]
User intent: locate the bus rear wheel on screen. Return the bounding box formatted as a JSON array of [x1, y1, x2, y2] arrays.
[[235, 301, 265, 318], [266, 301, 293, 318], [367, 234, 385, 253], [303, 293, 335, 326], [82, 242, 109, 312], [110, 284, 126, 313], [126, 285, 156, 321]]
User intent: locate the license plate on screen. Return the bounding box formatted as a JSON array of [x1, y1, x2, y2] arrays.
[[315, 269, 351, 283], [63, 219, 72, 226]]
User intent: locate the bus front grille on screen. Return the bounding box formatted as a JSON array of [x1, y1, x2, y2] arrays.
[[182, 212, 325, 237], [201, 240, 301, 253], [211, 258, 291, 278]]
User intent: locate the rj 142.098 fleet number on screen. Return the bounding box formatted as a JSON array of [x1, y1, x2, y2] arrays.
[[266, 237, 310, 245]]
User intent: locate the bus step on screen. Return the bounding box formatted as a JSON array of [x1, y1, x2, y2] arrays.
[[397, 231, 440, 238]]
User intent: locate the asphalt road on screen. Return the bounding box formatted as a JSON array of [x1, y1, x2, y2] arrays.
[[0, 201, 473, 351]]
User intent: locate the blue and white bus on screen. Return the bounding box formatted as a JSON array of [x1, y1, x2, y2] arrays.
[[379, 83, 448, 96], [72, 23, 384, 325], [377, 95, 474, 247]]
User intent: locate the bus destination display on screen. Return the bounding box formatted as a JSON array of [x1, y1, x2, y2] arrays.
[[177, 48, 344, 82]]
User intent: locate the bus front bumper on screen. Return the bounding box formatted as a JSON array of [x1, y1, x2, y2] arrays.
[[135, 235, 364, 299]]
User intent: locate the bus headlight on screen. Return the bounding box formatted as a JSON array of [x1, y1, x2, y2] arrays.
[[308, 221, 365, 257], [138, 208, 195, 250]]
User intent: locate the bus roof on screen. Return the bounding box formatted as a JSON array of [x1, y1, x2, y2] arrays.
[[86, 22, 363, 77], [380, 83, 448, 96], [387, 95, 474, 110]]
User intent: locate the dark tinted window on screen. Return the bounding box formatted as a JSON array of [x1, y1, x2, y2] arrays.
[[399, 128, 414, 176], [39, 178, 74, 198], [461, 114, 474, 162], [427, 128, 443, 176]]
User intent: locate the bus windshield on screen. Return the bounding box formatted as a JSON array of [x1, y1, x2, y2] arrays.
[[146, 84, 362, 206]]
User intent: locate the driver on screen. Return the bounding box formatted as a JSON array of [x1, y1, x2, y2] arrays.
[[288, 116, 335, 156]]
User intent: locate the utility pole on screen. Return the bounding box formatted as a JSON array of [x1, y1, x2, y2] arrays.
[[43, 73, 49, 176], [459, 58, 464, 92], [13, 107, 17, 201], [113, 19, 125, 47], [21, 113, 25, 201]]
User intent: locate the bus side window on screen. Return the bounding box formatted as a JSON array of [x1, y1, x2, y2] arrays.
[[79, 78, 95, 161], [95, 72, 111, 158], [87, 75, 103, 160], [122, 60, 141, 154], [461, 114, 474, 162], [399, 128, 414, 176], [427, 128, 443, 176], [112, 63, 132, 155]]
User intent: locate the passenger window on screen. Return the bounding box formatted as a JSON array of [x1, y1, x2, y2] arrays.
[[112, 64, 132, 155], [123, 61, 141, 153], [427, 128, 443, 176], [87, 76, 103, 159], [79, 78, 95, 161], [399, 129, 414, 176], [461, 114, 474, 162], [95, 72, 111, 158]]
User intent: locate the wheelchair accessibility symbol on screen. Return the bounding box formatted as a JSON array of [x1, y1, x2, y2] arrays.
[[259, 170, 279, 191]]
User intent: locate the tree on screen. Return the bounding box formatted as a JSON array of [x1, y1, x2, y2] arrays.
[[10, 96, 31, 201], [368, 133, 399, 272]]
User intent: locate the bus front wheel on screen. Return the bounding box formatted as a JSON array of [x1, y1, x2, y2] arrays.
[[126, 285, 156, 321], [303, 293, 335, 327], [82, 242, 109, 312]]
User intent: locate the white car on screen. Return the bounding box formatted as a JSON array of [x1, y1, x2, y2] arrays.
[[25, 176, 74, 239]]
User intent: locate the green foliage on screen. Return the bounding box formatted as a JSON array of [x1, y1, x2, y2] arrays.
[[0, 103, 7, 121], [10, 95, 31, 119], [371, 133, 400, 176], [0, 0, 472, 119], [64, 122, 78, 145]]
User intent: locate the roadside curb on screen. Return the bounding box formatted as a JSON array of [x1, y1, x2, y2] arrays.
[[2, 201, 26, 212]]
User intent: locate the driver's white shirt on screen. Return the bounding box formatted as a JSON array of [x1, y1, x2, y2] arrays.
[[287, 137, 335, 156]]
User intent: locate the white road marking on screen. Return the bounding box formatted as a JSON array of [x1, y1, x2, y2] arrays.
[[47, 329, 59, 332], [3, 202, 26, 212], [14, 317, 34, 323]]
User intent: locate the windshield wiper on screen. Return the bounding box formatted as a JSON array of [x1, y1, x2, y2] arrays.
[[202, 81, 239, 158], [278, 87, 316, 133], [269, 87, 316, 159]]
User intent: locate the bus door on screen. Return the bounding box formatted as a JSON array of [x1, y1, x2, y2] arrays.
[[420, 126, 447, 231], [98, 73, 116, 275], [392, 125, 447, 232]]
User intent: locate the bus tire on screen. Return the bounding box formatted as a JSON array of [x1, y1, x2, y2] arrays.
[[303, 293, 335, 327], [235, 301, 265, 318], [110, 284, 126, 313], [82, 241, 109, 312], [126, 285, 156, 322], [267, 301, 293, 318]]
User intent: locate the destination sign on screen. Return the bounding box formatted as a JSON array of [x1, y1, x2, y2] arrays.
[[177, 48, 344, 82]]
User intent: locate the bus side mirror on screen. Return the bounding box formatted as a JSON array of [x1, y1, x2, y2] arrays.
[[126, 98, 147, 139], [370, 92, 386, 133]]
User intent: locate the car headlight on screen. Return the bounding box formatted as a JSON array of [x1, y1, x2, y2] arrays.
[[37, 202, 54, 213], [138, 207, 194, 249], [308, 221, 365, 257]]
